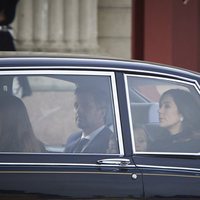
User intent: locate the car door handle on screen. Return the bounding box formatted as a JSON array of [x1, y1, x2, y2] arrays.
[[97, 158, 130, 166]]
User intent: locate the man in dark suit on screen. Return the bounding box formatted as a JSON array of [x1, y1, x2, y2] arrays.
[[65, 85, 118, 154]]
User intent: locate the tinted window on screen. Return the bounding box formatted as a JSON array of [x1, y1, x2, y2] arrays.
[[126, 75, 200, 154], [0, 72, 121, 154]]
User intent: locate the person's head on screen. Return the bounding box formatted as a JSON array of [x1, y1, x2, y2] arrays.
[[106, 133, 119, 154], [134, 125, 148, 151], [159, 89, 200, 135], [0, 95, 43, 152], [74, 86, 108, 135]]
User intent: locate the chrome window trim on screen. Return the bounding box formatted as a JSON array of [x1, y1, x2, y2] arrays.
[[110, 73, 124, 155], [0, 63, 199, 89], [0, 162, 199, 173], [0, 70, 114, 76], [0, 162, 136, 168], [0, 171, 134, 176], [137, 164, 200, 172], [0, 70, 124, 156], [124, 74, 200, 156]]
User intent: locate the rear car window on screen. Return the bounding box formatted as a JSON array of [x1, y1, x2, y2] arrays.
[[125, 75, 200, 154]]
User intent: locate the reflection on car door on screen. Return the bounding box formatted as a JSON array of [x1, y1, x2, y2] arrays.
[[0, 154, 143, 199], [134, 156, 200, 199]]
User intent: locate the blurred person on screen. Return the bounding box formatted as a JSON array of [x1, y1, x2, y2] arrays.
[[134, 125, 148, 152], [0, 95, 45, 152], [0, 0, 19, 51], [106, 133, 119, 154]]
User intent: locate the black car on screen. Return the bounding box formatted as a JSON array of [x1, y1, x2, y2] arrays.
[[0, 54, 199, 200]]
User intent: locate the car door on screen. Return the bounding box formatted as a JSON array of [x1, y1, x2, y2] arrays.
[[0, 68, 144, 199], [125, 71, 200, 200]]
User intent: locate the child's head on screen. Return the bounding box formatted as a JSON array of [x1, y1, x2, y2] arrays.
[[134, 126, 148, 151]]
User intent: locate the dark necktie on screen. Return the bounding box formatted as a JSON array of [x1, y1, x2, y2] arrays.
[[73, 138, 89, 153]]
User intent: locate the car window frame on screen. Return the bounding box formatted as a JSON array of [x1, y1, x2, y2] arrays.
[[124, 73, 200, 156], [0, 69, 124, 156]]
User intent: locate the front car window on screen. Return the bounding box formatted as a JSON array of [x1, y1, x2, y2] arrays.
[[0, 71, 122, 155], [125, 75, 200, 155]]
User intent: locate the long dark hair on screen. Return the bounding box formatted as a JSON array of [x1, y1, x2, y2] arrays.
[[0, 95, 45, 152], [160, 89, 200, 133]]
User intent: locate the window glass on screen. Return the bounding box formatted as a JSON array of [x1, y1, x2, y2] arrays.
[[0, 73, 120, 154], [126, 75, 200, 154]]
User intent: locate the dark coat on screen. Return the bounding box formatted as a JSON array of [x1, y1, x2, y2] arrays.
[[149, 128, 200, 153], [65, 127, 116, 153]]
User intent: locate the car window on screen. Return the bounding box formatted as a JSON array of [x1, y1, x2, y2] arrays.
[[0, 72, 122, 154], [125, 75, 200, 154]]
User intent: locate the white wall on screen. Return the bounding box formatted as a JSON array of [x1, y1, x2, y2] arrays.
[[98, 0, 132, 58]]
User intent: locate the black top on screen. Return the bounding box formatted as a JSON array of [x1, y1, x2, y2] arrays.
[[149, 128, 200, 153]]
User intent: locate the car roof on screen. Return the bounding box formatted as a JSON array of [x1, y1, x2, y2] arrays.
[[0, 51, 199, 80]]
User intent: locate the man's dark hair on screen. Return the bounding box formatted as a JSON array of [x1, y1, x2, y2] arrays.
[[75, 86, 109, 109], [75, 86, 110, 124]]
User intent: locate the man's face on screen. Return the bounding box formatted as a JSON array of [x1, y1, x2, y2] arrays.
[[74, 92, 105, 134]]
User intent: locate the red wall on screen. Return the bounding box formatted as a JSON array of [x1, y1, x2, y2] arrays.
[[172, 0, 200, 71], [133, 0, 200, 72], [144, 0, 173, 65]]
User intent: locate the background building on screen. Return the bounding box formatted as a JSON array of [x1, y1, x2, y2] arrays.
[[11, 0, 200, 72], [13, 0, 132, 59]]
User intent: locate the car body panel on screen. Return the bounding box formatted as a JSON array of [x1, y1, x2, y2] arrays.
[[0, 156, 143, 199], [133, 155, 200, 199], [0, 55, 199, 199]]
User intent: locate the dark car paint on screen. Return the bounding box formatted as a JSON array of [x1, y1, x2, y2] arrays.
[[0, 154, 143, 199], [134, 155, 200, 199], [0, 56, 199, 199]]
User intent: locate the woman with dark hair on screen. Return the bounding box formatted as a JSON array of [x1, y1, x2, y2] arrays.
[[151, 89, 200, 153], [0, 95, 45, 152]]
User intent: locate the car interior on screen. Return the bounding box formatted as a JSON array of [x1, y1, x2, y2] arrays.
[[0, 74, 119, 154]]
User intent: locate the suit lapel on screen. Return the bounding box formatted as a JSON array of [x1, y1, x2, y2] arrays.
[[83, 127, 112, 153]]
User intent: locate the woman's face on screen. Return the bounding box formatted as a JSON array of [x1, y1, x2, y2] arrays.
[[159, 95, 183, 134]]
